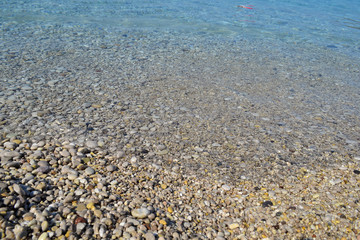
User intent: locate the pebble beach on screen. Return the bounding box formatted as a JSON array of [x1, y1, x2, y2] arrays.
[[1, 20, 360, 240]]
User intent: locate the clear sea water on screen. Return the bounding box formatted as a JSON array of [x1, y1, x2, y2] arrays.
[[1, 0, 359, 58], [1, 1, 360, 167]]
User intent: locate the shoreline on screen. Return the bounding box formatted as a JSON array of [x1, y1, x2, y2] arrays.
[[1, 24, 360, 239]]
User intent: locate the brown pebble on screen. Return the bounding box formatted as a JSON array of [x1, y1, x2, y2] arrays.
[[74, 216, 87, 225]]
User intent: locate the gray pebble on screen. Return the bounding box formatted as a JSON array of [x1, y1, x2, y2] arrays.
[[84, 167, 95, 175], [76, 222, 86, 234], [13, 184, 26, 197], [131, 208, 150, 219], [85, 140, 98, 149], [106, 165, 116, 172], [144, 232, 156, 240]]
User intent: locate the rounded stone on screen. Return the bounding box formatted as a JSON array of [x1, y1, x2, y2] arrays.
[[85, 141, 98, 149], [84, 167, 95, 175], [131, 208, 150, 219]]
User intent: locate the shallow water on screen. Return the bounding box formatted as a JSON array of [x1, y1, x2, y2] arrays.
[[1, 0, 360, 166], [1, 0, 360, 56]]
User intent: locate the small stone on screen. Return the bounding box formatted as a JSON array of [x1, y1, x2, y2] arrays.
[[106, 165, 116, 172], [262, 201, 273, 208], [32, 150, 44, 159], [38, 161, 50, 167], [131, 208, 150, 219], [41, 221, 49, 231], [194, 146, 203, 152], [38, 232, 48, 240], [329, 179, 342, 185], [156, 150, 168, 155], [229, 223, 239, 230], [74, 216, 87, 225], [6, 161, 21, 168], [13, 139, 22, 145], [159, 219, 167, 225], [13, 224, 27, 240], [36, 166, 50, 174], [84, 167, 95, 175], [13, 184, 26, 197], [64, 194, 74, 203], [1, 150, 20, 161], [94, 209, 102, 218], [76, 204, 86, 212], [167, 207, 174, 213], [4, 141, 17, 149], [68, 173, 78, 180], [76, 222, 86, 234], [85, 141, 98, 149], [60, 150, 70, 157], [221, 185, 231, 191], [55, 228, 63, 237], [86, 202, 96, 210], [354, 170, 360, 175], [35, 182, 46, 191], [130, 156, 137, 163], [144, 232, 156, 240]]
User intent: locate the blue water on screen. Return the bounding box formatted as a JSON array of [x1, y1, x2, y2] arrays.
[[1, 0, 360, 58]]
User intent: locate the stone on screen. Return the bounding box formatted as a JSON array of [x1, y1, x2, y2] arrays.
[[106, 165, 116, 172], [38, 232, 48, 240], [76, 204, 87, 212], [85, 141, 98, 149], [35, 182, 46, 191], [36, 166, 50, 174], [4, 141, 17, 149], [131, 208, 150, 219], [229, 223, 239, 230], [41, 221, 49, 231], [64, 194, 74, 203], [262, 201, 274, 208], [32, 150, 44, 159], [7, 161, 21, 168], [1, 150, 20, 161], [221, 185, 231, 191], [13, 184, 26, 197], [94, 209, 102, 218], [13, 224, 27, 240], [84, 167, 95, 175], [76, 222, 86, 234], [68, 173, 78, 180]]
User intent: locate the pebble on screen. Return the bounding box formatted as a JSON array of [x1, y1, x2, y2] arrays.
[[262, 201, 274, 208], [85, 167, 95, 175], [13, 224, 27, 240], [1, 150, 20, 161], [13, 184, 26, 197], [229, 223, 239, 230], [41, 221, 49, 231], [221, 185, 231, 191], [85, 141, 98, 149], [76, 222, 86, 234], [106, 165, 116, 172], [131, 208, 150, 219]]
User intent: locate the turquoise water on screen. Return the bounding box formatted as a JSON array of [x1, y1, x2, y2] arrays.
[[1, 0, 360, 58]]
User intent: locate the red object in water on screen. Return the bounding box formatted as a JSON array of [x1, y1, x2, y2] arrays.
[[237, 5, 253, 9]]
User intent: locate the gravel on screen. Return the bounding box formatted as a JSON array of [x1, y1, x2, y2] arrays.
[[1, 22, 360, 239]]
